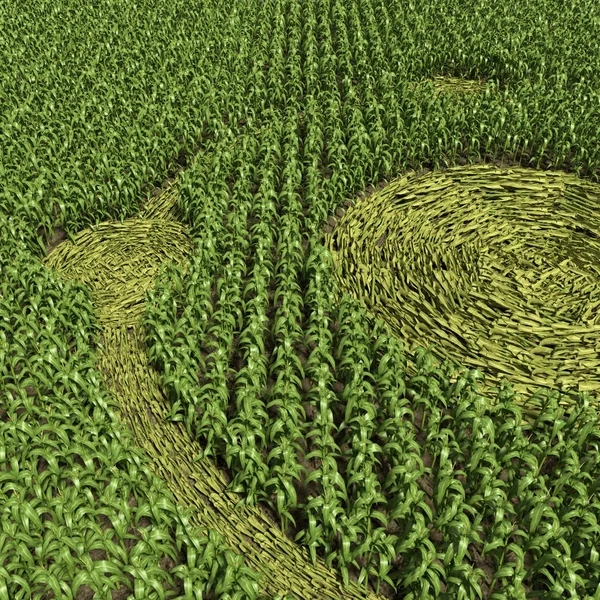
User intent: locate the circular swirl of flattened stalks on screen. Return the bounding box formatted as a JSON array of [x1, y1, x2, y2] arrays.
[[327, 164, 600, 417]]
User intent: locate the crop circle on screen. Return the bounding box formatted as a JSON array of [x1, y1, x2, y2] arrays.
[[44, 217, 193, 327], [409, 75, 490, 96], [327, 164, 600, 414]]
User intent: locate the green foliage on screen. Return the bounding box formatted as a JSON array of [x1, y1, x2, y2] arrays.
[[4, 0, 600, 597]]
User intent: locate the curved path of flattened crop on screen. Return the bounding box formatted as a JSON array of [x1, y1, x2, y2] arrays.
[[43, 183, 385, 600]]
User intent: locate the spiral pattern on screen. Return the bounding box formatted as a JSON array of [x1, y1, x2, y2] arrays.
[[327, 164, 600, 414], [44, 183, 194, 327]]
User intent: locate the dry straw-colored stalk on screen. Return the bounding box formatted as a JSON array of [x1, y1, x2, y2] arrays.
[[326, 163, 600, 419]]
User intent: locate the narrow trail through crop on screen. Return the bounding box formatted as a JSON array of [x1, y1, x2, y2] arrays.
[[42, 181, 385, 600]]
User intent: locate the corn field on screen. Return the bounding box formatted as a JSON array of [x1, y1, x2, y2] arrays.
[[2, 0, 600, 598]]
